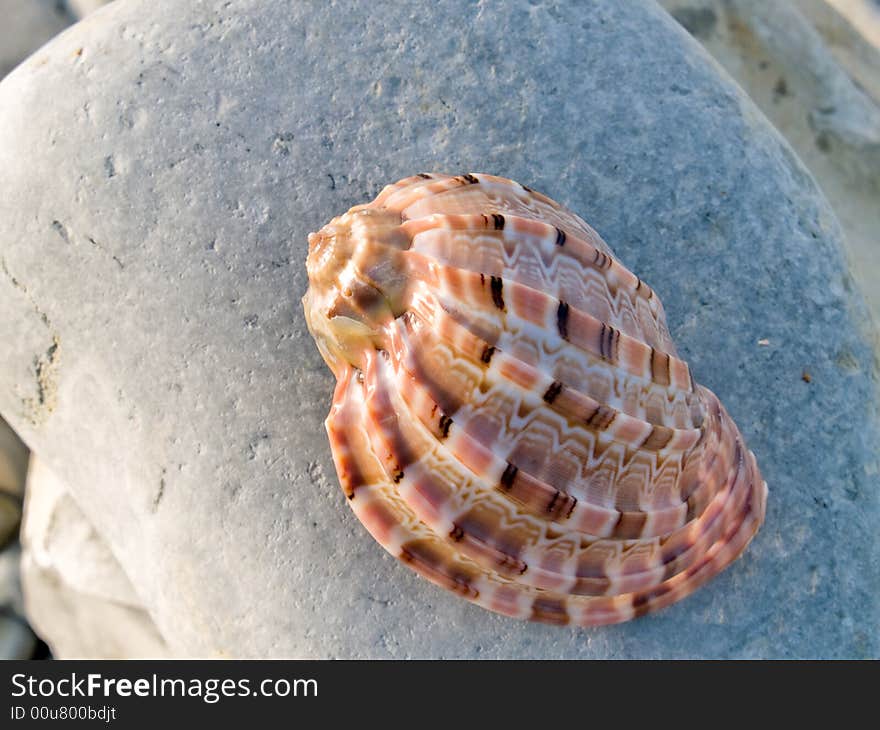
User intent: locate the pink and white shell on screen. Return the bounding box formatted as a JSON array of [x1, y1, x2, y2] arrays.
[[302, 172, 767, 626]]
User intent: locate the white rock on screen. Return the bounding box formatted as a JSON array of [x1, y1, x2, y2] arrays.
[[21, 457, 169, 657], [22, 556, 169, 658]]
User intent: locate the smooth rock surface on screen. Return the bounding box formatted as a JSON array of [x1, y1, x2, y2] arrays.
[[0, 0, 877, 658], [66, 0, 113, 19], [826, 0, 880, 48], [21, 457, 169, 657], [661, 0, 880, 326], [0, 614, 35, 660], [0, 0, 73, 79], [0, 543, 25, 613]]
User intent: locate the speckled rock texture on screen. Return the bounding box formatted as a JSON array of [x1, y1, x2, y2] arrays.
[[0, 0, 877, 658], [660, 0, 880, 327]]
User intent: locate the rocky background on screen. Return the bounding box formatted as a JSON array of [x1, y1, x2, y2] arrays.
[[659, 0, 880, 338], [0, 0, 877, 658], [0, 0, 115, 659]]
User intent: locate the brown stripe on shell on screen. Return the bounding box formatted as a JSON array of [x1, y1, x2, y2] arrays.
[[542, 380, 563, 404], [500, 462, 519, 490], [598, 323, 619, 362], [327, 424, 364, 501], [651, 347, 672, 387], [557, 300, 570, 339], [586, 404, 617, 430], [614, 511, 649, 540], [325, 369, 372, 500], [641, 425, 675, 450], [452, 508, 530, 576], [631, 583, 671, 618], [530, 597, 570, 625], [490, 275, 505, 309], [593, 248, 612, 269], [438, 413, 453, 439], [488, 453, 581, 526], [399, 540, 480, 598]]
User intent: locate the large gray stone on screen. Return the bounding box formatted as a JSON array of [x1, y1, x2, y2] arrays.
[[661, 0, 880, 327], [0, 0, 877, 658]]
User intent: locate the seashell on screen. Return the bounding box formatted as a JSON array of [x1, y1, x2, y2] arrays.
[[303, 172, 767, 626]]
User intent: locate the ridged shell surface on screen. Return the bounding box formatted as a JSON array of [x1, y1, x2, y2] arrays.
[[303, 173, 767, 626]]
